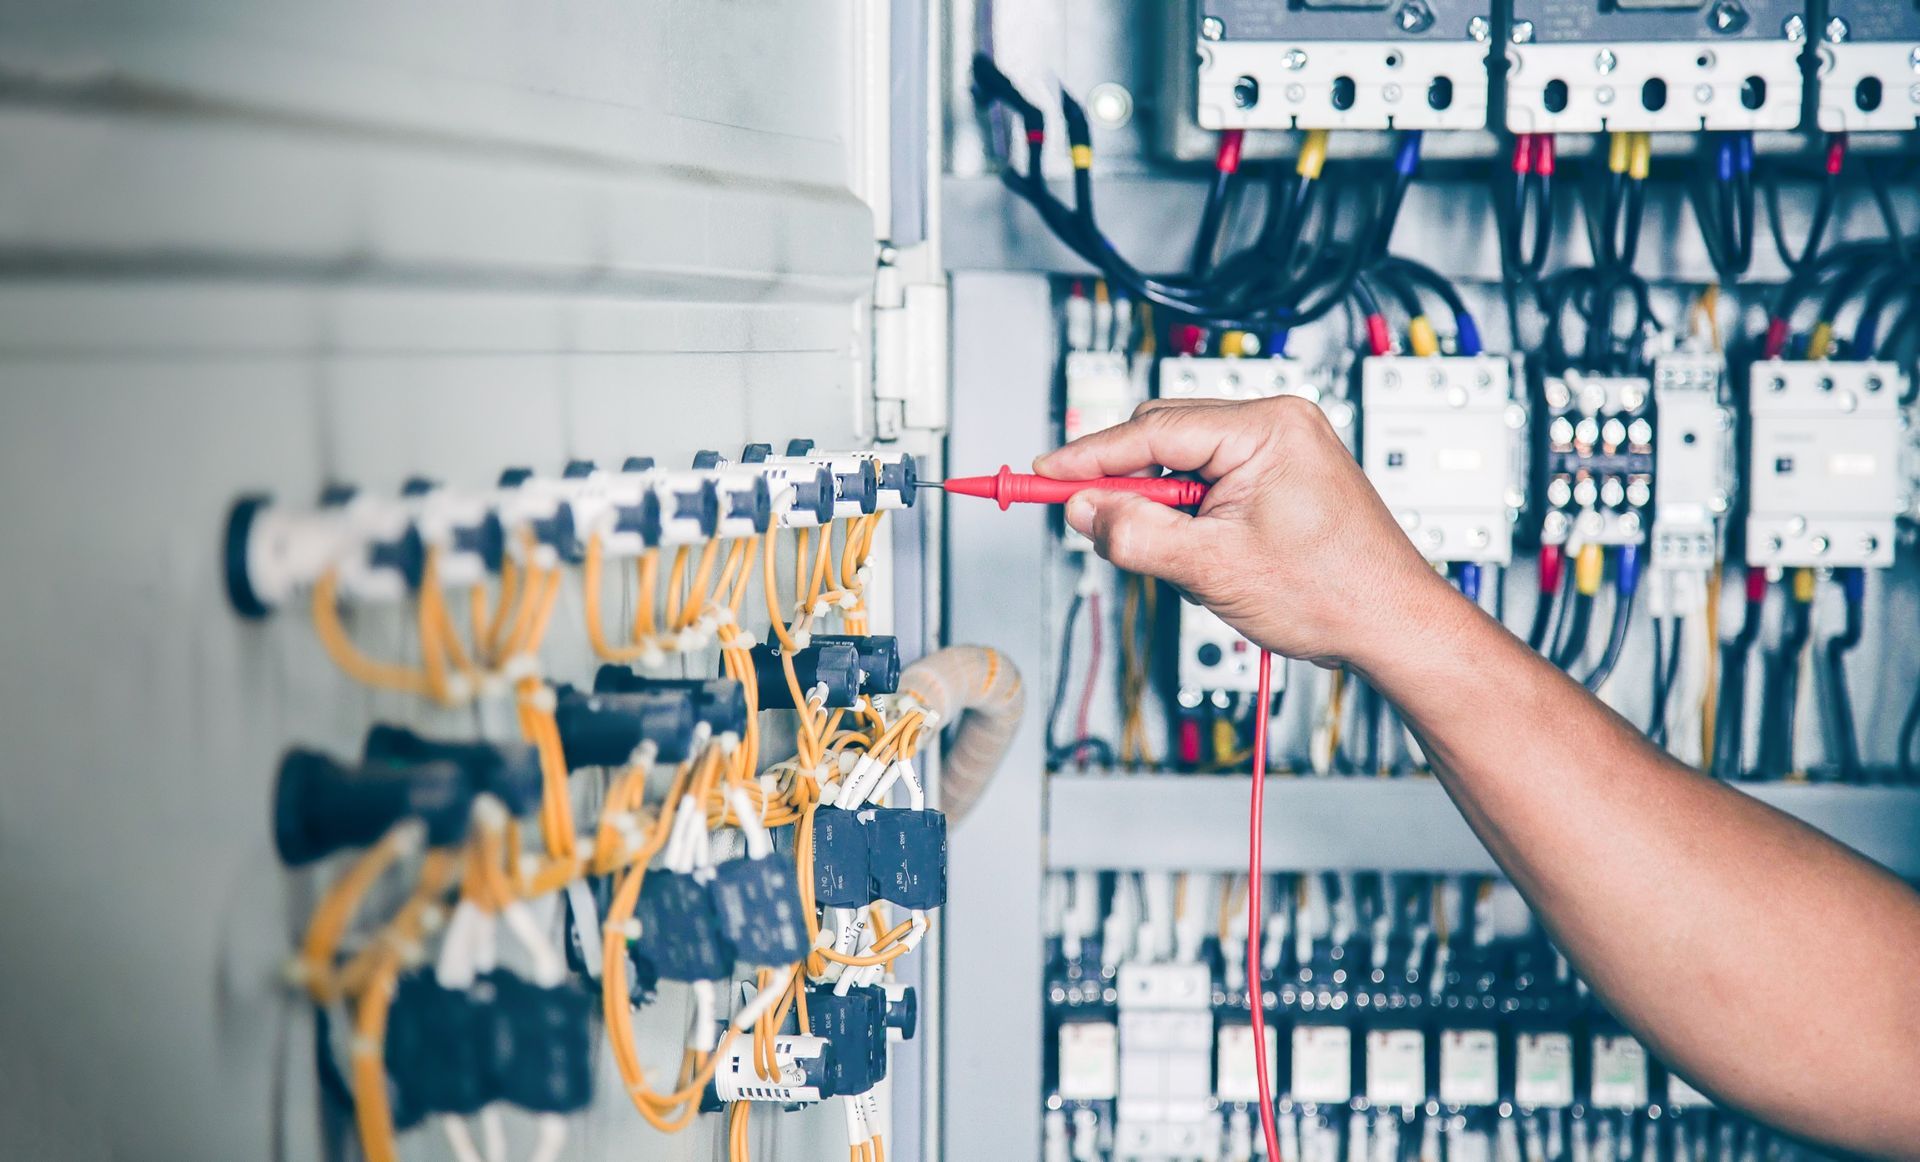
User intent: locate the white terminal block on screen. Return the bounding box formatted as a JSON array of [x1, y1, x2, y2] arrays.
[[1214, 1023, 1277, 1104], [493, 472, 579, 560], [1649, 353, 1734, 572], [1058, 1020, 1121, 1102], [1290, 1023, 1353, 1105], [711, 1033, 833, 1103], [1117, 962, 1213, 1010], [1116, 962, 1215, 1159], [1588, 1034, 1649, 1110], [404, 482, 499, 589], [1745, 359, 1906, 568], [1064, 351, 1144, 552], [1178, 603, 1265, 696], [1365, 1027, 1428, 1108], [1505, 40, 1803, 133], [1817, 39, 1920, 132], [847, 449, 918, 512], [231, 499, 359, 611], [1512, 1031, 1575, 1109], [1438, 1027, 1500, 1107], [1362, 355, 1525, 565], [1197, 39, 1491, 132]]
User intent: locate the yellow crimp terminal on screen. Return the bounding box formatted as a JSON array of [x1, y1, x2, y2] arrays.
[[1408, 316, 1440, 357], [1628, 132, 1652, 181], [1792, 568, 1816, 603], [1070, 144, 1093, 170], [1608, 132, 1631, 175], [1575, 544, 1605, 596], [1218, 330, 1250, 357], [1807, 321, 1835, 361], [1297, 130, 1330, 180]]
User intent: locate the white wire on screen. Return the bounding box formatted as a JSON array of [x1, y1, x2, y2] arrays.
[[441, 1117, 487, 1162]]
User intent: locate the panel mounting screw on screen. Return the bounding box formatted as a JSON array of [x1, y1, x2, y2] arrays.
[[1284, 47, 1308, 70], [1396, 0, 1434, 35], [1709, 0, 1748, 35], [1825, 17, 1849, 43], [1511, 20, 1535, 44], [1596, 50, 1617, 74], [1202, 15, 1225, 40], [1782, 14, 1806, 42], [1696, 83, 1714, 103], [1468, 15, 1491, 42]]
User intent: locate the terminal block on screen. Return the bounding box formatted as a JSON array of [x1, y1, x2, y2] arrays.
[[1361, 355, 1526, 565], [1194, 0, 1492, 131], [1649, 353, 1735, 572], [1745, 360, 1906, 568], [1817, 0, 1920, 131], [1539, 372, 1655, 548], [1505, 0, 1806, 132], [1159, 355, 1355, 440], [1113, 962, 1217, 1161]]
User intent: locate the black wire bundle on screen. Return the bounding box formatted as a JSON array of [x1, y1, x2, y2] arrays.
[[1583, 579, 1637, 692], [1549, 586, 1595, 672], [1648, 617, 1685, 748], [971, 54, 1383, 336], [1689, 132, 1755, 282], [1045, 591, 1114, 769], [1710, 578, 1767, 782], [1822, 572, 1866, 783], [1527, 560, 1570, 653], [1756, 589, 1812, 781]]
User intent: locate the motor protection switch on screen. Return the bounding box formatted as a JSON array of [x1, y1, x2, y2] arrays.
[[807, 986, 890, 1096], [1193, 0, 1492, 132], [1539, 372, 1655, 547], [1504, 0, 1806, 132], [802, 804, 948, 910], [591, 669, 751, 739], [1816, 0, 1920, 131], [1649, 353, 1735, 571], [1361, 355, 1526, 565], [273, 732, 539, 866], [224, 486, 425, 617], [550, 684, 701, 767], [1158, 355, 1355, 441], [717, 445, 838, 528], [749, 635, 901, 709], [1744, 359, 1907, 568]]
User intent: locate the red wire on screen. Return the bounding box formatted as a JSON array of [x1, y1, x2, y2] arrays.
[[1246, 649, 1282, 1161], [1074, 592, 1103, 769]]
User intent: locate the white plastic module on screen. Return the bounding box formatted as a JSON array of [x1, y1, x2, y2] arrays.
[[1197, 39, 1492, 132], [1290, 1023, 1353, 1105], [1513, 1031, 1575, 1108], [1540, 373, 1656, 548], [1058, 1020, 1121, 1102], [1745, 360, 1906, 568], [1589, 1034, 1649, 1110], [1064, 351, 1144, 551], [1505, 40, 1804, 133], [1438, 1028, 1500, 1106], [1115, 962, 1216, 1158], [1816, 5, 1920, 132], [1213, 1023, 1277, 1104], [1362, 355, 1525, 565], [1177, 603, 1263, 696], [1650, 353, 1735, 571], [1365, 1027, 1427, 1107], [1158, 355, 1341, 415]]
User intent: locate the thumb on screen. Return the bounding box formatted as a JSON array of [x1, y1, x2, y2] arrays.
[[1066, 490, 1203, 585]]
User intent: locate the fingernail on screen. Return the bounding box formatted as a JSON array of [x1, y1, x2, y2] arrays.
[[1031, 451, 1052, 472], [1065, 494, 1094, 531]]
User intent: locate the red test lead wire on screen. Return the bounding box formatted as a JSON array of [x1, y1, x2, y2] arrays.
[[933, 465, 1209, 510], [1246, 649, 1281, 1162]]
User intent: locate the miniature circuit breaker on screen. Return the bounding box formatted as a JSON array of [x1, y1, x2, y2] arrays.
[[1113, 962, 1217, 1161], [1194, 0, 1492, 131], [1817, 0, 1920, 131], [1361, 355, 1526, 565], [1649, 353, 1735, 571], [1158, 355, 1356, 447], [1744, 360, 1907, 569], [1539, 372, 1655, 548], [1504, 0, 1807, 132]]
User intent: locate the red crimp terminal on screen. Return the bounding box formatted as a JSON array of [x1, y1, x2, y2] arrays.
[[1365, 314, 1393, 356], [1178, 716, 1203, 767], [1746, 567, 1770, 604], [1537, 544, 1564, 595], [1763, 316, 1790, 359], [1825, 134, 1847, 176], [1511, 135, 1535, 176], [1027, 129, 1045, 145], [1216, 129, 1246, 175], [1534, 135, 1557, 178], [942, 466, 1209, 510]]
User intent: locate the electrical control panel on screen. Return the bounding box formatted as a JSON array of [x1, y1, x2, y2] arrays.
[[1649, 352, 1735, 572], [1505, 0, 1807, 132], [1539, 372, 1655, 547], [1194, 0, 1493, 130], [1179, 603, 1264, 695], [1361, 355, 1526, 565], [1745, 359, 1907, 568], [1816, 1, 1920, 130]]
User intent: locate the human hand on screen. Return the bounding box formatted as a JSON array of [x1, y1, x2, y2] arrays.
[[1035, 395, 1462, 671]]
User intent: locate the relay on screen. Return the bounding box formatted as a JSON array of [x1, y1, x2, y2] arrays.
[[591, 670, 750, 738], [708, 854, 810, 965], [633, 872, 736, 981], [551, 683, 699, 766], [810, 806, 873, 908], [861, 807, 948, 910]]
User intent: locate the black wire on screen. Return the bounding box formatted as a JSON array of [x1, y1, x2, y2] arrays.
[[1528, 563, 1570, 653], [1823, 588, 1865, 783], [1649, 617, 1685, 748], [1043, 591, 1115, 768], [1189, 166, 1234, 278], [1900, 682, 1920, 786], [1757, 595, 1812, 780], [1710, 586, 1766, 782], [1551, 593, 1595, 672], [1583, 581, 1637, 692]]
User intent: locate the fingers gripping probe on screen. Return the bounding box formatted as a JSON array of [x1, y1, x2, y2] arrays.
[[927, 465, 1285, 1159]]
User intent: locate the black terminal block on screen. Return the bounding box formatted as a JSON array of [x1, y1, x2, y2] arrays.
[[361, 726, 541, 817], [487, 971, 596, 1115], [591, 670, 750, 739], [750, 640, 862, 709], [708, 854, 809, 966], [807, 986, 887, 1096], [385, 974, 492, 1127], [810, 634, 901, 695], [862, 807, 947, 910], [273, 750, 470, 866], [633, 871, 736, 981], [839, 458, 881, 515], [809, 806, 872, 908], [882, 453, 918, 508], [552, 684, 699, 767]]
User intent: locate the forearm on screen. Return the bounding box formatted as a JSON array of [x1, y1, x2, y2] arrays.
[[1358, 580, 1920, 1157]]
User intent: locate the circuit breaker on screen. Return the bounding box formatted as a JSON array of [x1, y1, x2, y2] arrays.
[[1114, 963, 1217, 1160], [1817, 0, 1920, 130], [1745, 360, 1907, 568], [1178, 604, 1264, 696], [1505, 0, 1806, 132], [1194, 0, 1492, 130], [1649, 353, 1734, 572], [1361, 355, 1525, 565], [1539, 372, 1655, 547]]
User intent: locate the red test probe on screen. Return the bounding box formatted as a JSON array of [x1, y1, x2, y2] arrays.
[[930, 460, 1281, 1158]]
